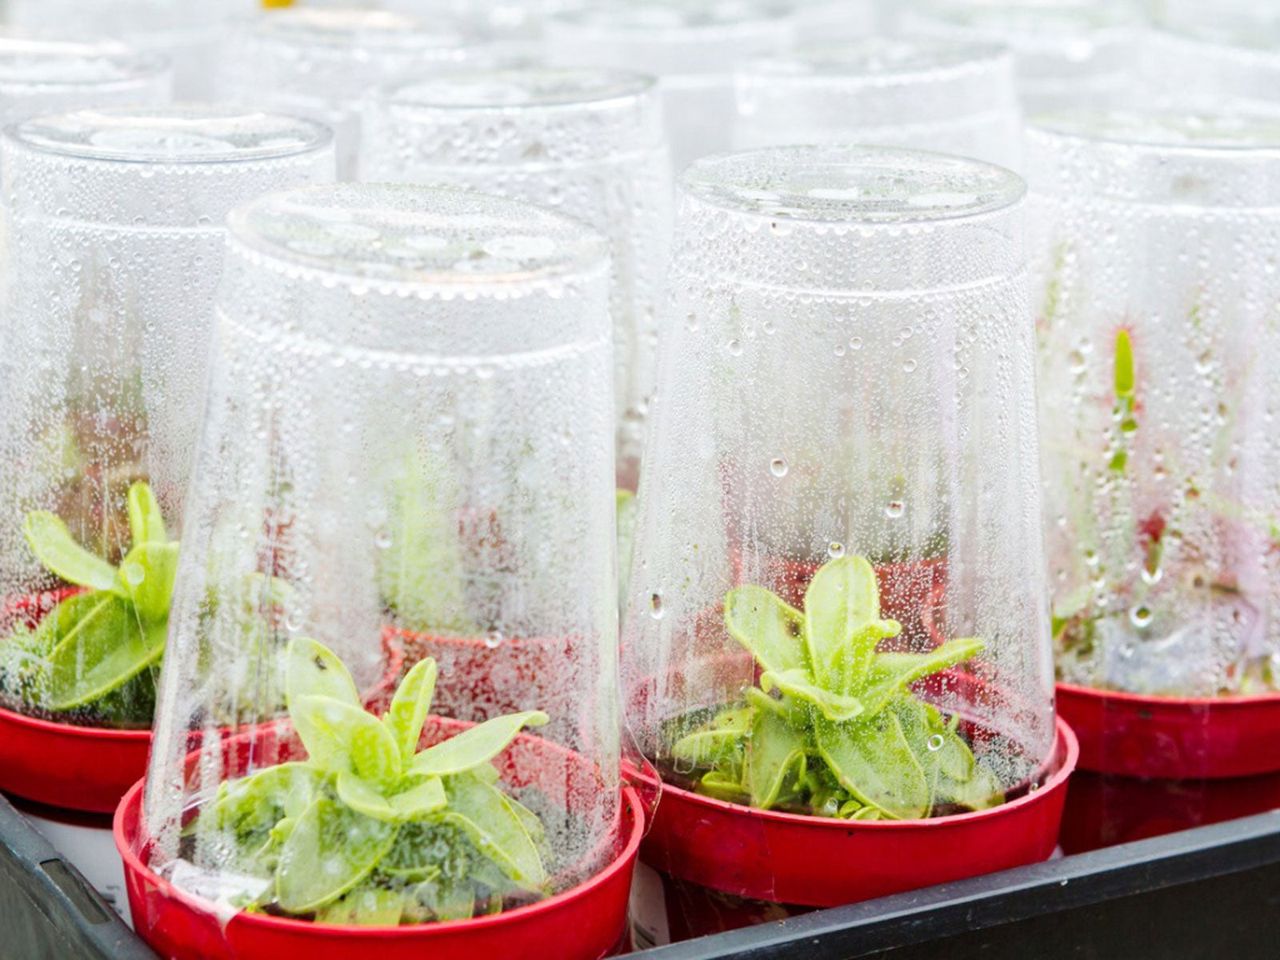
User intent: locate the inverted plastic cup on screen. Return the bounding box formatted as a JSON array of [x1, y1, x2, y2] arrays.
[[623, 144, 1066, 912], [363, 67, 671, 486], [6, 0, 246, 98], [0, 34, 171, 121], [0, 106, 334, 809], [217, 8, 480, 178], [126, 184, 629, 948], [546, 0, 797, 171], [735, 38, 1022, 170], [1027, 109, 1280, 795], [1142, 5, 1280, 114], [900, 0, 1142, 114]]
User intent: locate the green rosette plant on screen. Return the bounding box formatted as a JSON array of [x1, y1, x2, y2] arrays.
[[669, 555, 1002, 820], [198, 636, 552, 925], [0, 481, 177, 726]]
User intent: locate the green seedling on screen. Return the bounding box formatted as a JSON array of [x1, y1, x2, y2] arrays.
[[0, 482, 177, 723], [670, 555, 1002, 820], [201, 637, 551, 925]]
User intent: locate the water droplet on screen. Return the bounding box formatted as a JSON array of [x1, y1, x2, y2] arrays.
[[1141, 566, 1163, 585], [1129, 604, 1153, 628], [769, 457, 789, 477], [827, 541, 845, 559], [902, 359, 917, 374], [885, 500, 905, 519], [849, 336, 863, 351], [821, 796, 840, 816], [373, 529, 392, 550], [1068, 349, 1086, 372], [484, 629, 504, 649], [649, 591, 665, 620], [1083, 549, 1100, 568], [762, 318, 776, 335], [926, 734, 944, 752], [727, 339, 742, 356], [123, 562, 145, 586], [834, 343, 846, 357]]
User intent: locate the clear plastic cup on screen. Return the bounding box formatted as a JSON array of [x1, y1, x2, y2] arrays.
[[0, 34, 171, 121], [546, 0, 797, 172], [900, 0, 1142, 115], [217, 8, 478, 178], [735, 38, 1022, 170], [362, 67, 671, 487], [0, 106, 334, 732], [1142, 4, 1280, 114], [1027, 109, 1280, 698], [6, 1, 249, 98], [624, 144, 1057, 825], [137, 184, 625, 930]]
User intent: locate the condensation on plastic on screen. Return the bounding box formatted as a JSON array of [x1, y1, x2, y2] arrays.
[[0, 107, 335, 725], [735, 38, 1023, 171], [623, 144, 1056, 833], [0, 35, 171, 123], [1027, 110, 1280, 698], [899, 0, 1142, 115], [362, 67, 672, 487], [545, 0, 797, 172], [216, 8, 482, 178], [141, 184, 622, 910], [1142, 2, 1280, 115]]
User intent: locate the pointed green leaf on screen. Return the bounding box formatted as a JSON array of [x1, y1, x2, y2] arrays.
[[336, 772, 448, 823], [410, 710, 548, 778], [761, 668, 863, 722], [815, 710, 931, 820], [335, 771, 396, 821], [292, 694, 399, 781], [724, 585, 807, 675], [126, 482, 168, 546], [275, 795, 398, 913], [383, 657, 437, 763], [860, 638, 985, 714], [23, 512, 124, 596], [504, 794, 546, 846], [315, 884, 405, 926], [286, 637, 360, 711], [46, 597, 166, 711], [671, 707, 751, 768], [745, 709, 808, 809], [390, 777, 448, 820], [442, 773, 545, 889], [803, 556, 884, 682], [117, 542, 179, 624], [1114, 328, 1135, 399]]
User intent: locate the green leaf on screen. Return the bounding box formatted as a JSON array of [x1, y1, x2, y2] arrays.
[[116, 542, 179, 624], [745, 709, 808, 809], [410, 710, 548, 778], [383, 657, 437, 763], [723, 585, 807, 676], [275, 795, 398, 913], [212, 762, 322, 865], [335, 772, 447, 823], [815, 710, 931, 820], [761, 668, 863, 723], [286, 637, 360, 711], [698, 768, 748, 802], [23, 512, 124, 596], [803, 556, 885, 683], [315, 884, 405, 926], [390, 777, 448, 819], [292, 694, 399, 781], [46, 597, 166, 711], [670, 707, 752, 767], [1114, 328, 1135, 399], [126, 482, 168, 546], [860, 638, 985, 715], [410, 875, 476, 922], [937, 763, 1004, 811], [443, 773, 545, 889]]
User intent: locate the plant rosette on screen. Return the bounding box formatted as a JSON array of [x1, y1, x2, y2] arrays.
[[116, 637, 642, 960], [638, 555, 1076, 908], [0, 484, 404, 813]]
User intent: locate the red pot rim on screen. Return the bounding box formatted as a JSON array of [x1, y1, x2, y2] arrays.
[[636, 715, 1077, 832], [114, 777, 644, 939], [1057, 680, 1280, 710]]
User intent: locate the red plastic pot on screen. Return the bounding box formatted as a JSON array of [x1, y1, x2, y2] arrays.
[[636, 716, 1076, 911], [0, 590, 405, 814], [1056, 681, 1280, 780], [116, 718, 643, 960]]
